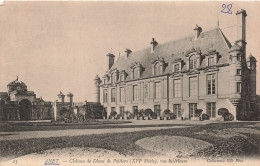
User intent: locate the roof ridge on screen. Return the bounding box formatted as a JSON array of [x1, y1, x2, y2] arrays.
[[126, 27, 220, 56]]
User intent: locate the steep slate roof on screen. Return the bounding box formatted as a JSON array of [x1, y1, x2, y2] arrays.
[[110, 27, 231, 82]]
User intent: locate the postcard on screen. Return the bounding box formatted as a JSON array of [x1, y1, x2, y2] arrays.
[[0, 1, 260, 166]]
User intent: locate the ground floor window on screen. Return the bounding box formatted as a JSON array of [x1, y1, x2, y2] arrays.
[[189, 103, 197, 118], [120, 106, 124, 116], [154, 105, 161, 116], [133, 106, 138, 113], [173, 104, 182, 118], [111, 107, 116, 112], [206, 102, 216, 118]]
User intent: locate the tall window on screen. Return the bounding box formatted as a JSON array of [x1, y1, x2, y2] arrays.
[[189, 77, 197, 97], [189, 55, 197, 70], [103, 79, 107, 85], [207, 74, 216, 95], [154, 105, 161, 116], [189, 103, 197, 118], [133, 67, 139, 79], [154, 62, 161, 75], [155, 82, 161, 99], [207, 102, 216, 118], [237, 82, 242, 93], [120, 106, 125, 116], [174, 79, 181, 98], [133, 85, 139, 101], [236, 69, 241, 75], [173, 104, 182, 118], [208, 57, 215, 66], [174, 64, 179, 72], [237, 54, 241, 61], [120, 87, 125, 102], [103, 89, 107, 103], [111, 88, 116, 102]]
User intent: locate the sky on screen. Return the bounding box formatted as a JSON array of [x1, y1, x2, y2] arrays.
[[0, 1, 259, 102]]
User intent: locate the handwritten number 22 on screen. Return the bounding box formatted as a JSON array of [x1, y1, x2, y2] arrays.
[[221, 4, 232, 14]]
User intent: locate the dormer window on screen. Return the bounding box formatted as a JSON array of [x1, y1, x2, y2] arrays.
[[174, 64, 179, 72], [119, 70, 126, 82], [154, 62, 161, 75], [208, 57, 215, 66], [110, 68, 119, 84], [152, 57, 166, 76], [111, 73, 115, 83], [133, 67, 139, 79], [130, 62, 143, 80], [120, 75, 124, 82], [172, 58, 183, 73], [189, 55, 197, 70], [102, 74, 109, 85], [186, 48, 201, 70], [205, 50, 219, 66]]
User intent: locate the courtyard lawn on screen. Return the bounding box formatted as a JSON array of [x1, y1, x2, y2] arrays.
[[0, 122, 260, 160]]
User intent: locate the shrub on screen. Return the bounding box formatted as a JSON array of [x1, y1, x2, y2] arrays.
[[133, 109, 139, 117], [169, 112, 176, 119], [150, 111, 157, 119], [218, 108, 234, 121], [138, 109, 145, 118], [195, 109, 203, 117], [60, 107, 73, 121], [163, 109, 171, 116], [202, 113, 210, 120], [125, 110, 131, 117], [224, 113, 234, 121], [85, 109, 95, 119], [144, 108, 153, 117], [102, 109, 107, 118], [109, 111, 117, 119], [218, 108, 229, 116], [116, 114, 122, 119], [128, 113, 135, 119]]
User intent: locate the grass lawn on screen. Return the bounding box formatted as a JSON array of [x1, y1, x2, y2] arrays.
[[0, 122, 260, 160]]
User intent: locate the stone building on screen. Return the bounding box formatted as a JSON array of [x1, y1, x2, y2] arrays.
[[96, 9, 258, 121], [0, 77, 52, 120]]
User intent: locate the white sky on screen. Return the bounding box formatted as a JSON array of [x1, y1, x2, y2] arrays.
[[0, 1, 259, 102]]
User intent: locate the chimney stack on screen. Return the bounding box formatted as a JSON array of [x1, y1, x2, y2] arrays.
[[106, 53, 115, 70], [67, 92, 74, 106], [125, 48, 132, 58], [57, 91, 65, 103], [194, 24, 202, 39], [150, 38, 158, 53], [236, 9, 247, 50]]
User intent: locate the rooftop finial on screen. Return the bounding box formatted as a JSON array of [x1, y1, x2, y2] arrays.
[[16, 75, 19, 81]]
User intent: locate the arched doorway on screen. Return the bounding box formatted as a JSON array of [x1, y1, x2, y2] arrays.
[[19, 99, 32, 120]]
